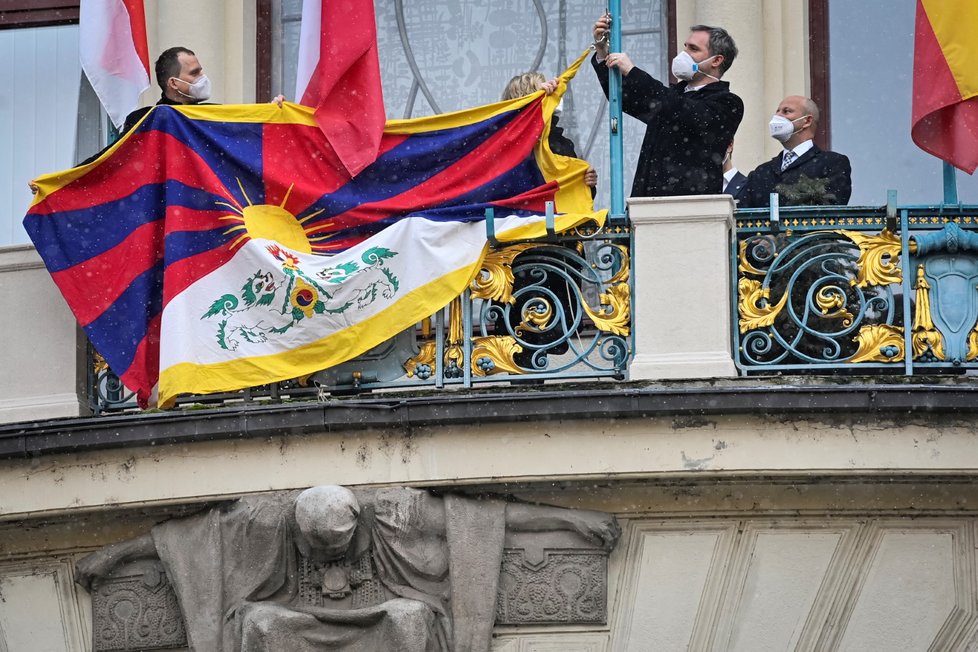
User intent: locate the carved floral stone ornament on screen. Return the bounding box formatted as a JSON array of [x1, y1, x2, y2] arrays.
[[76, 485, 620, 651]]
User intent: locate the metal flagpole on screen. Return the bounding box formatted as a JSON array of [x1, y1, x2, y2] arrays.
[[607, 1, 626, 223], [943, 161, 959, 205]]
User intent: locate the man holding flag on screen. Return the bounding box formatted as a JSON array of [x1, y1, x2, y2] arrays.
[[26, 0, 603, 409]]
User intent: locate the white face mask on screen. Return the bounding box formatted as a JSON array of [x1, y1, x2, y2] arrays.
[[671, 51, 717, 82], [769, 114, 809, 143], [172, 74, 211, 101]]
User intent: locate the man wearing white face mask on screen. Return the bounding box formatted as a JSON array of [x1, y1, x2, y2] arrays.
[[591, 16, 744, 197], [74, 47, 215, 167], [116, 47, 215, 135], [72, 47, 287, 169], [739, 95, 852, 208]]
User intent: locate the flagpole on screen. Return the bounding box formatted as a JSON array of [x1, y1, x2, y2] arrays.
[[608, 0, 626, 223], [943, 161, 958, 204]]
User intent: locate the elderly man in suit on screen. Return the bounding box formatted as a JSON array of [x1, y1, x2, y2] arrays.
[[739, 95, 851, 208]]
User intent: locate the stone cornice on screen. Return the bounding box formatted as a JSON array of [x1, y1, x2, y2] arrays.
[[3, 379, 978, 460]]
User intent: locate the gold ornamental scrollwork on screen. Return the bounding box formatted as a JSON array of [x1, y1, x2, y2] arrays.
[[470, 244, 539, 303], [404, 340, 436, 378], [838, 228, 902, 287], [581, 245, 630, 337], [517, 299, 553, 336], [93, 350, 109, 374], [911, 265, 945, 361], [849, 324, 905, 363], [583, 282, 631, 337], [738, 239, 773, 276], [444, 296, 465, 373], [815, 286, 854, 326], [471, 336, 524, 376], [738, 278, 788, 333], [967, 328, 978, 362]]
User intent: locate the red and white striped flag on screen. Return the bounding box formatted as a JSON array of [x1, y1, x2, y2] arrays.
[[295, 0, 386, 178], [80, 0, 150, 130]]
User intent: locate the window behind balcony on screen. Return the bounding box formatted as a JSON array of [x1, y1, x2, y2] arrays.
[[265, 0, 668, 210], [0, 4, 103, 247]]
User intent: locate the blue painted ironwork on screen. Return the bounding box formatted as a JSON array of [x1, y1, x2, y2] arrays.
[[734, 202, 978, 374], [89, 222, 632, 413], [607, 0, 626, 223], [944, 161, 959, 205]]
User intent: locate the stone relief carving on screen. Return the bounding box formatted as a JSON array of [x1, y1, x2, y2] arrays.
[[76, 486, 619, 652], [90, 559, 186, 651]]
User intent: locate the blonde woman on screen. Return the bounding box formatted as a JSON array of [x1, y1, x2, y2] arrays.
[[501, 72, 597, 190]]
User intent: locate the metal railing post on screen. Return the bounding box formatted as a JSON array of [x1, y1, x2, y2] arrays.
[[608, 0, 626, 223]]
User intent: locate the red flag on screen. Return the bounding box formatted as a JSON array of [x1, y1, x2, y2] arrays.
[[295, 0, 386, 178], [911, 0, 978, 174], [80, 0, 151, 130]]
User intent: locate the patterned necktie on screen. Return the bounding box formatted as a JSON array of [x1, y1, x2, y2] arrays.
[[781, 150, 797, 171]]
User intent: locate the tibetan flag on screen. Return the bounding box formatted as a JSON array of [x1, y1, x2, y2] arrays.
[[295, 0, 385, 177], [912, 0, 978, 173], [80, 0, 151, 130], [26, 52, 602, 408]]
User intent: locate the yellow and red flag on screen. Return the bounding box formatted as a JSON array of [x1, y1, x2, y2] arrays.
[[912, 0, 978, 173]]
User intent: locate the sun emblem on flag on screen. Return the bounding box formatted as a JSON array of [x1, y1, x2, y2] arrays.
[[216, 180, 341, 254]]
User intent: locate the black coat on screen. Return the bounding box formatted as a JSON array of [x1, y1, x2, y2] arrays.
[[592, 55, 744, 197], [724, 170, 748, 200], [739, 145, 852, 208]]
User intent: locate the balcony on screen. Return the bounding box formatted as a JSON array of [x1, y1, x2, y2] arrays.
[[734, 200, 978, 374], [4, 194, 978, 427], [8, 195, 978, 652]]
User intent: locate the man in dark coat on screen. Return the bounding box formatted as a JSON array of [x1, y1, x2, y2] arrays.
[[739, 95, 852, 208], [591, 17, 744, 197], [76, 47, 214, 167]]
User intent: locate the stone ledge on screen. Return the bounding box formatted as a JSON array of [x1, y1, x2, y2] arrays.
[[3, 379, 978, 461]]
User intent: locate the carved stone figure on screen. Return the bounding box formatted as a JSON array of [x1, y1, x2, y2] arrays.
[[75, 486, 620, 652]]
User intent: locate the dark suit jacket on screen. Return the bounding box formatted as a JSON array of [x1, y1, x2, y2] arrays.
[[592, 55, 744, 197], [739, 145, 852, 208], [724, 170, 748, 200]]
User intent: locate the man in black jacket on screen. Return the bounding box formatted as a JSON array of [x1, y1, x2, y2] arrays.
[[592, 17, 744, 197], [739, 95, 851, 208]]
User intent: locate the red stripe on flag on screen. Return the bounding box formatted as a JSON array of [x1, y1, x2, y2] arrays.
[[32, 128, 235, 215], [490, 181, 560, 213], [262, 125, 409, 219], [119, 312, 161, 409], [121, 0, 150, 76], [912, 0, 978, 173], [52, 219, 164, 327], [312, 98, 545, 233], [162, 243, 237, 308]]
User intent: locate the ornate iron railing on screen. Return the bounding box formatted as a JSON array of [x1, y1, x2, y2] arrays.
[[734, 202, 978, 374], [88, 222, 633, 414]]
